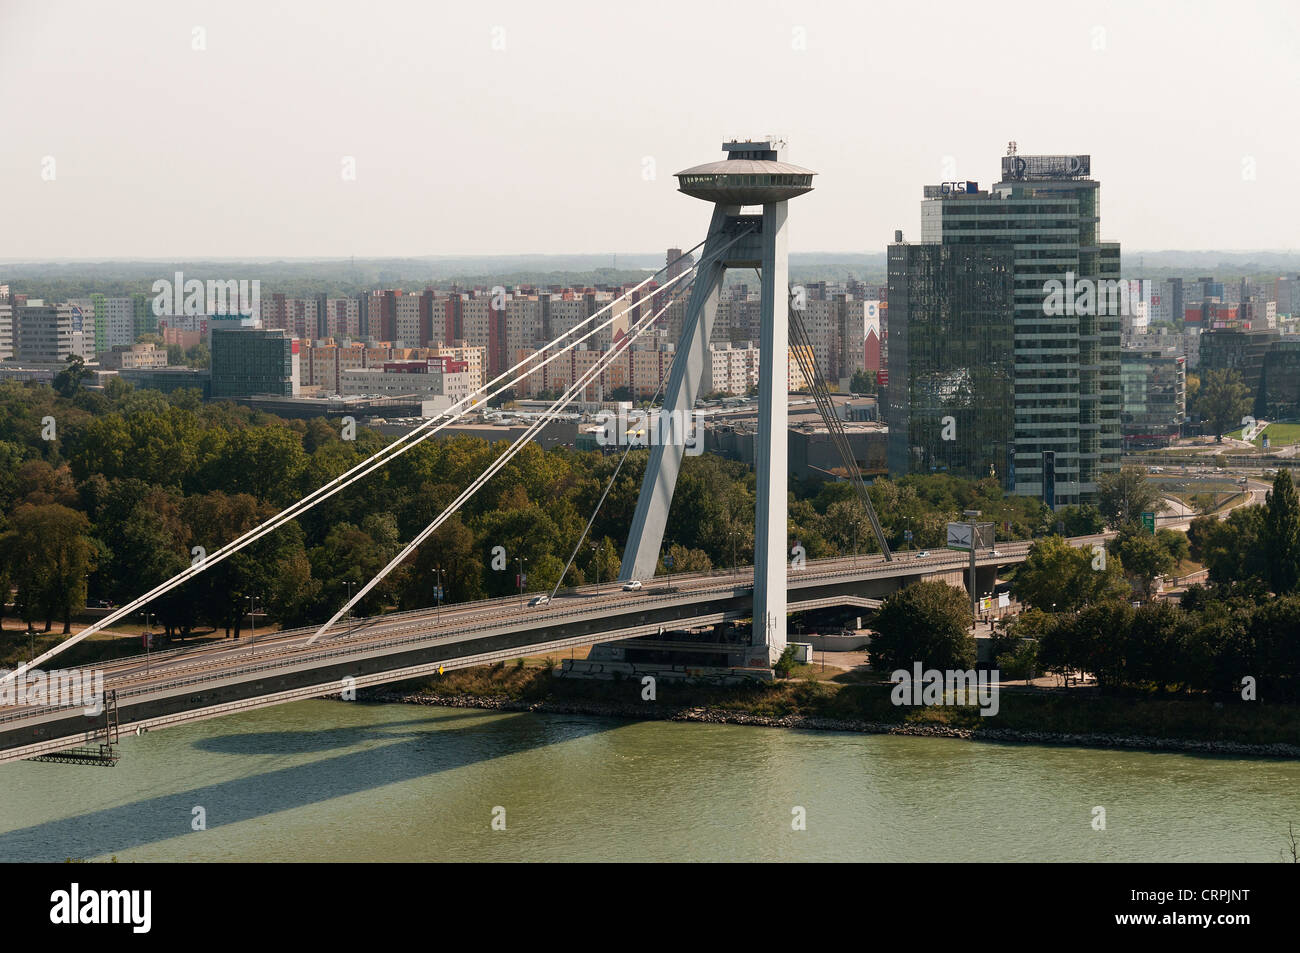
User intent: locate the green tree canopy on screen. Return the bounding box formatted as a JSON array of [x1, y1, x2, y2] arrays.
[[868, 580, 975, 672]]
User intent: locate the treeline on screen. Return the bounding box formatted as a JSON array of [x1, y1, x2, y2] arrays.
[[866, 470, 1300, 699], [0, 378, 1096, 640], [1003, 471, 1300, 697]]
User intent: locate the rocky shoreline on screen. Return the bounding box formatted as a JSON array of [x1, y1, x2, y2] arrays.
[[361, 689, 1300, 759]]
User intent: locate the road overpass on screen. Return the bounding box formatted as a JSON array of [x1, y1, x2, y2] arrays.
[[0, 535, 1110, 765]]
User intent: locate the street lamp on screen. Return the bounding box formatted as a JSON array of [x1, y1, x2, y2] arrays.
[[591, 543, 599, 595], [435, 567, 444, 619], [963, 509, 982, 623], [249, 594, 258, 656], [516, 555, 528, 606], [344, 581, 355, 622], [729, 530, 740, 578]]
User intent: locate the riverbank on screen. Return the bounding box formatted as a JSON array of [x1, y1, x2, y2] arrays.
[[363, 664, 1300, 759]]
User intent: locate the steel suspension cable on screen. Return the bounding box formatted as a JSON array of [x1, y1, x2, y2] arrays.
[[3, 246, 706, 685], [306, 272, 694, 642]]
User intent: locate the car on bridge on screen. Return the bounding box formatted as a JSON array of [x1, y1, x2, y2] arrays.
[[528, 594, 551, 607], [914, 551, 930, 559], [622, 580, 643, 591]]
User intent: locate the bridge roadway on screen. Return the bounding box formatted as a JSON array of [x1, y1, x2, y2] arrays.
[[0, 535, 1109, 764]]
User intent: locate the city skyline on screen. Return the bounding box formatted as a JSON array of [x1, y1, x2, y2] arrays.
[[3, 0, 1300, 259]]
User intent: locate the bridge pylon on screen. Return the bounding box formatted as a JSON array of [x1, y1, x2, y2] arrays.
[[617, 139, 815, 667]]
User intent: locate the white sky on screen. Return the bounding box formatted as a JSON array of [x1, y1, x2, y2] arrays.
[[2, 0, 1297, 259]]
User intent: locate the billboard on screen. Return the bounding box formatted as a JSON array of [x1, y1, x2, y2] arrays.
[[1000, 155, 1090, 181], [947, 522, 995, 551]]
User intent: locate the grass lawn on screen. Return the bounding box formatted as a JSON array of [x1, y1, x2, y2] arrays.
[[1225, 421, 1300, 447], [1254, 422, 1300, 447]]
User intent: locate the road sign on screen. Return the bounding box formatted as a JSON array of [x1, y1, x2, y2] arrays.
[[433, 586, 443, 600], [663, 555, 674, 569], [903, 530, 913, 542], [516, 573, 527, 587], [1140, 512, 1156, 535]]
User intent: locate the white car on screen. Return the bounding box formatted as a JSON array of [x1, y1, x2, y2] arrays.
[[914, 551, 930, 559], [622, 580, 643, 591], [528, 594, 550, 607]]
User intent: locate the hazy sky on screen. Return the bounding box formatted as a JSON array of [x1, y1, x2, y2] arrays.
[[3, 0, 1297, 260]]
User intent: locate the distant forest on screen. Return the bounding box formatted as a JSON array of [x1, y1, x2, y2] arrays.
[[2, 250, 1296, 301]]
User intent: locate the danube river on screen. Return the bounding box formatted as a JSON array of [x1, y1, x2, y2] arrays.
[[1, 700, 1295, 862]]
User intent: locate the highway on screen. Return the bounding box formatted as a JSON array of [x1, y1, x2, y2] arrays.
[[0, 535, 1110, 764]]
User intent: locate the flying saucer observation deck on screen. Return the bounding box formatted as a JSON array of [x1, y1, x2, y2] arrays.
[[676, 159, 815, 205]]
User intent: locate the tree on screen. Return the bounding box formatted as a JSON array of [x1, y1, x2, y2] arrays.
[[1188, 508, 1269, 588], [1039, 601, 1132, 688], [0, 504, 97, 633], [849, 370, 877, 395], [1261, 469, 1300, 595], [1056, 503, 1105, 536], [53, 354, 92, 397], [1097, 466, 1165, 529], [1113, 529, 1176, 600], [1198, 368, 1250, 441], [309, 521, 400, 617], [868, 581, 975, 672], [1012, 535, 1128, 612]]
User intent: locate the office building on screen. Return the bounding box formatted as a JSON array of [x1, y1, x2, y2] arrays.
[[210, 328, 299, 398], [1120, 345, 1185, 448], [887, 151, 1122, 505]]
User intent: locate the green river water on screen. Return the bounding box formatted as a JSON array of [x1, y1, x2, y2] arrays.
[[1, 700, 1296, 862]]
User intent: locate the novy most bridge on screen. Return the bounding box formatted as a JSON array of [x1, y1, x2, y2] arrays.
[[0, 139, 1103, 764], [0, 538, 1113, 765]]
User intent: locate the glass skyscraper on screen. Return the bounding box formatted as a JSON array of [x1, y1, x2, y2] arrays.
[[886, 153, 1123, 506]]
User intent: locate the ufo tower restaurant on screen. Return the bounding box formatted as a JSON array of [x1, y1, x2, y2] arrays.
[[619, 139, 815, 667]]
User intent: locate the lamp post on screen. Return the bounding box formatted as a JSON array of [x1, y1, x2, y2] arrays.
[[516, 555, 528, 606], [591, 543, 599, 595], [249, 594, 258, 656], [435, 567, 444, 620], [729, 530, 739, 579], [963, 509, 981, 623], [344, 581, 355, 623]]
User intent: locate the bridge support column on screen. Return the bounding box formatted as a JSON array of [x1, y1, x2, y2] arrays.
[[752, 200, 788, 664]]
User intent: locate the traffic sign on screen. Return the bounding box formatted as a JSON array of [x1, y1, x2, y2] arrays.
[[1140, 512, 1156, 535]]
